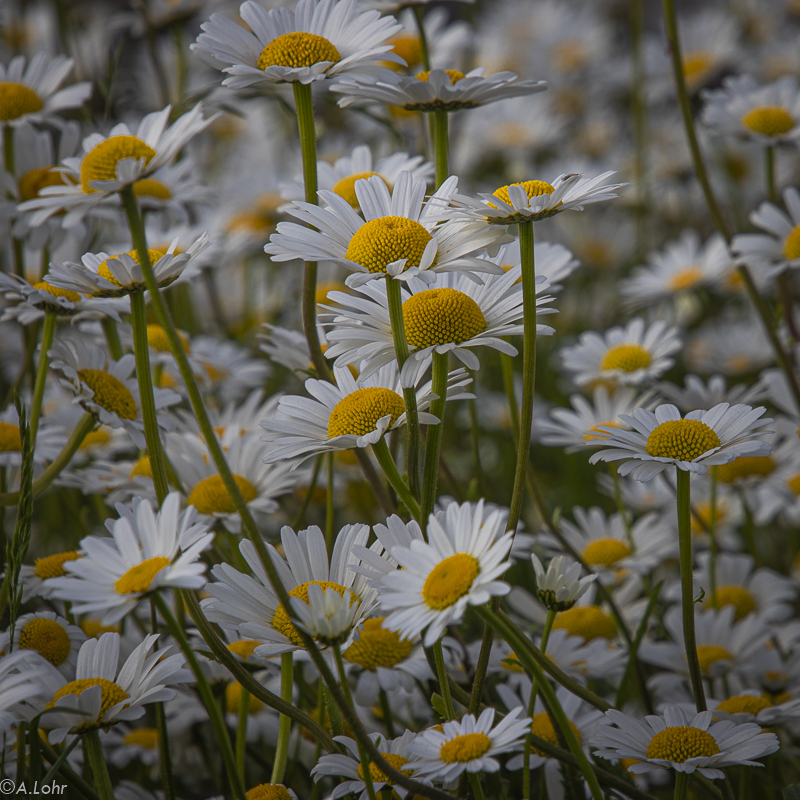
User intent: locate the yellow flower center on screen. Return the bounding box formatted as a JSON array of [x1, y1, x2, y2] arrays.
[[77, 369, 137, 420], [343, 617, 414, 670], [385, 33, 422, 70], [225, 682, 264, 716], [147, 324, 189, 353], [48, 678, 129, 726], [114, 556, 171, 595], [186, 474, 258, 514], [583, 421, 622, 441], [227, 639, 261, 661], [421, 553, 480, 610], [439, 732, 492, 763], [785, 225, 800, 260], [332, 172, 388, 208], [416, 69, 465, 84], [491, 180, 555, 209], [0, 422, 21, 452], [245, 785, 292, 800], [645, 419, 721, 461], [500, 652, 524, 673], [33, 281, 82, 303], [128, 456, 152, 479], [80, 136, 157, 193], [345, 216, 433, 275], [741, 105, 794, 136], [123, 727, 159, 749], [34, 551, 82, 580], [18, 166, 70, 202], [706, 586, 756, 621], [715, 695, 771, 716], [356, 753, 413, 785], [715, 455, 774, 484], [81, 619, 120, 638], [79, 427, 112, 450], [646, 726, 720, 762], [327, 387, 405, 439], [257, 32, 340, 71], [582, 538, 632, 569], [0, 82, 43, 121], [787, 472, 800, 495], [402, 288, 486, 349], [19, 618, 72, 666], [682, 51, 713, 86], [97, 249, 166, 287], [133, 178, 172, 199], [529, 712, 581, 755], [553, 606, 616, 641], [667, 266, 705, 291], [695, 645, 732, 674], [272, 581, 357, 646], [599, 343, 652, 372]]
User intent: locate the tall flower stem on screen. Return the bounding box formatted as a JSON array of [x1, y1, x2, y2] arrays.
[[325, 451, 335, 552], [292, 82, 330, 381], [101, 318, 123, 360], [708, 467, 719, 609], [432, 639, 456, 720], [30, 310, 55, 442], [372, 438, 421, 522], [420, 351, 448, 520], [84, 729, 115, 800], [676, 469, 706, 711], [236, 686, 248, 785], [430, 110, 449, 189], [412, 6, 431, 71], [674, 771, 689, 800], [150, 600, 175, 800], [270, 651, 294, 784]]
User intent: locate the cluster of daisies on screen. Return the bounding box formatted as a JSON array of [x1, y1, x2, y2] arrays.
[[3, 0, 800, 798]]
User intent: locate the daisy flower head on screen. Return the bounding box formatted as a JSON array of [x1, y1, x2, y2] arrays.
[[589, 402, 773, 482], [657, 374, 768, 414], [485, 238, 580, 293], [48, 493, 214, 625], [265, 171, 505, 287], [709, 691, 800, 727], [4, 611, 86, 678], [0, 403, 65, 468], [260, 363, 472, 466], [20, 549, 84, 602], [560, 318, 681, 389], [0, 53, 91, 127], [191, 0, 403, 89], [39, 632, 191, 743], [592, 705, 779, 779], [530, 554, 596, 611], [408, 707, 531, 781], [377, 499, 514, 647]]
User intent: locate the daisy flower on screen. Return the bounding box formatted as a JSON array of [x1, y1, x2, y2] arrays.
[[710, 691, 800, 727], [559, 318, 681, 388], [265, 171, 504, 287], [408, 707, 531, 781], [0, 53, 91, 127], [259, 324, 313, 376], [530, 554, 596, 612], [260, 363, 472, 466], [322, 266, 555, 386], [0, 403, 65, 467], [485, 238, 580, 293], [50, 337, 181, 449], [38, 632, 190, 743], [657, 374, 768, 413], [377, 499, 513, 647], [685, 315, 772, 376], [589, 402, 773, 481], [191, 0, 402, 88], [0, 650, 55, 735], [592, 705, 779, 779], [702, 74, 800, 145], [20, 549, 84, 603], [3, 611, 85, 679], [103, 724, 161, 768], [47, 493, 214, 625], [189, 336, 270, 405]]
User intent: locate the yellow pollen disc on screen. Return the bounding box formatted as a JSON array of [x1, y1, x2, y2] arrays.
[[715, 455, 774, 483], [257, 32, 340, 71], [583, 421, 622, 441], [78, 369, 137, 420], [706, 586, 756, 621], [416, 69, 465, 84], [786, 472, 800, 495], [33, 281, 81, 303], [439, 732, 492, 763], [226, 682, 264, 715], [114, 556, 171, 595], [133, 178, 172, 199], [646, 725, 720, 762], [227, 639, 261, 661], [79, 427, 112, 450], [327, 387, 405, 439], [357, 753, 412, 785], [97, 249, 166, 287], [345, 215, 432, 275], [0, 82, 43, 121], [81, 619, 119, 638], [741, 105, 794, 136], [716, 694, 771, 715], [582, 538, 631, 569], [187, 474, 258, 514], [695, 645, 732, 674], [123, 727, 159, 749], [645, 419, 721, 461], [18, 166, 70, 202], [421, 553, 480, 610], [80, 136, 157, 193], [621, 758, 641, 772], [529, 712, 581, 755], [343, 617, 414, 670], [385, 33, 423, 70], [402, 288, 486, 349], [48, 678, 129, 725], [668, 266, 705, 291], [147, 324, 189, 353], [245, 785, 292, 800], [272, 581, 358, 646], [332, 172, 388, 208], [491, 180, 555, 209], [129, 456, 152, 479], [682, 51, 713, 85], [0, 422, 21, 452], [500, 652, 524, 673], [553, 606, 616, 641], [599, 343, 651, 372], [19, 619, 71, 666], [34, 551, 81, 580], [784, 224, 800, 260]]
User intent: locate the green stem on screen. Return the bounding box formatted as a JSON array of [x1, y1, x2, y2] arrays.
[[325, 451, 334, 553], [371, 438, 421, 522], [709, 467, 718, 609], [431, 109, 449, 189], [270, 651, 293, 784], [101, 317, 123, 360], [610, 464, 634, 548], [501, 350, 519, 437], [30, 311, 55, 442], [468, 773, 486, 800], [432, 639, 455, 719], [765, 145, 777, 204], [677, 469, 706, 711], [738, 766, 751, 800], [412, 6, 431, 71], [236, 686, 248, 786], [674, 771, 689, 800], [83, 729, 115, 800], [379, 688, 395, 738], [420, 351, 448, 520], [150, 601, 175, 800]]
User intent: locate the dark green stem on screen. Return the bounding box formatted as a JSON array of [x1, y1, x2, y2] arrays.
[[270, 651, 293, 784], [674, 771, 689, 800], [30, 311, 55, 442], [420, 351, 448, 520], [372, 438, 421, 522], [431, 109, 449, 189], [83, 730, 115, 800], [432, 639, 455, 719], [101, 317, 123, 360], [412, 6, 431, 70]]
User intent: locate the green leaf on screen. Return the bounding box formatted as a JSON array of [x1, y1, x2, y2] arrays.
[[430, 693, 448, 722]]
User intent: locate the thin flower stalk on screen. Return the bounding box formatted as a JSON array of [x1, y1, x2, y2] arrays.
[[270, 652, 294, 784], [29, 310, 56, 442], [420, 350, 449, 520]]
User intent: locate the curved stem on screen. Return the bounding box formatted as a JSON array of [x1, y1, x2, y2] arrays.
[[270, 651, 293, 784], [371, 438, 421, 522], [430, 109, 449, 189], [30, 311, 55, 442], [420, 351, 448, 520]]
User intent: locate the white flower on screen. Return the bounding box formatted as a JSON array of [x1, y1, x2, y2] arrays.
[[656, 374, 768, 413], [592, 705, 779, 779], [709, 691, 800, 727], [589, 402, 773, 481], [0, 403, 65, 467], [484, 238, 580, 293], [5, 611, 86, 679], [0, 650, 54, 736], [531, 555, 596, 611]]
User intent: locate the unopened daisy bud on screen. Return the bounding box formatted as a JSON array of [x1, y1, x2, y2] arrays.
[[531, 554, 596, 611], [290, 584, 360, 647]]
